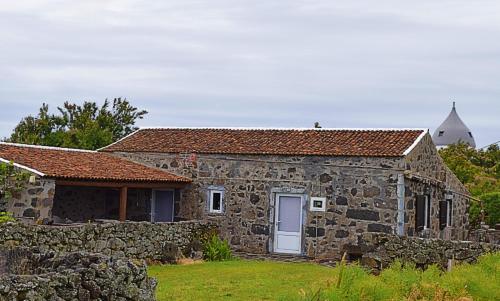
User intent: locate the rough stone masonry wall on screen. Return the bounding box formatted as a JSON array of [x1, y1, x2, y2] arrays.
[[0, 221, 214, 262], [0, 246, 156, 301], [3, 175, 55, 223], [469, 226, 500, 245], [52, 185, 115, 222], [359, 233, 499, 271], [404, 133, 470, 240], [52, 186, 153, 222], [114, 151, 408, 259]]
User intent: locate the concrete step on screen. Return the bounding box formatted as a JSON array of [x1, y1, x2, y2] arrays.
[[233, 251, 313, 263]]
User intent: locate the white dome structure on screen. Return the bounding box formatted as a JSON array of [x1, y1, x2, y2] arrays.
[[432, 102, 476, 148]]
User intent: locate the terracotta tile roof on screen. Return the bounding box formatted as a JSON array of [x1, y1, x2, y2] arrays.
[[101, 128, 427, 157], [0, 142, 191, 183]]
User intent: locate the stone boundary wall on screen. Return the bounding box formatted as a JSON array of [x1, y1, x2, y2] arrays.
[[469, 227, 500, 245], [358, 233, 500, 271], [0, 246, 156, 300], [0, 221, 215, 262]]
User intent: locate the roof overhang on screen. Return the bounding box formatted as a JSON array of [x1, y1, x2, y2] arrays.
[[0, 157, 45, 176], [55, 179, 188, 189]]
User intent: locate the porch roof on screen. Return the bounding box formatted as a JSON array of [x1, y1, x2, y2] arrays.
[[0, 142, 191, 184]]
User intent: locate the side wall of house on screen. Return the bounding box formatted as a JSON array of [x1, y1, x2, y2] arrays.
[[114, 152, 406, 259], [5, 175, 55, 222], [403, 133, 470, 240]]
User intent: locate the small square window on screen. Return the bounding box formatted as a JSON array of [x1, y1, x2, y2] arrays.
[[209, 189, 224, 213], [438, 131, 444, 137], [310, 197, 326, 212], [468, 132, 473, 138]]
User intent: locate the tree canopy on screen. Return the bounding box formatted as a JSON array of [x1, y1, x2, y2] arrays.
[[439, 143, 500, 227], [7, 98, 147, 150]]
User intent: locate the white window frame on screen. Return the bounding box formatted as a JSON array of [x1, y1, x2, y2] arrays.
[[310, 197, 326, 212], [424, 195, 431, 229], [446, 198, 453, 227], [209, 189, 224, 214]]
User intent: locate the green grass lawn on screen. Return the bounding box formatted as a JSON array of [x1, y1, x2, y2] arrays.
[[148, 260, 334, 301], [148, 253, 500, 301]]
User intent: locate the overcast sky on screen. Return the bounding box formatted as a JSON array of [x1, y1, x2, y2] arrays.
[[0, 1, 499, 147]]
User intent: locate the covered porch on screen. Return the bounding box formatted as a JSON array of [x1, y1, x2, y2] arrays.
[[52, 180, 187, 223], [0, 142, 192, 224]]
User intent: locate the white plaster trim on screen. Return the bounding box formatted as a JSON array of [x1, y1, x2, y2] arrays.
[[0, 142, 95, 153], [0, 157, 45, 176], [138, 126, 428, 132], [402, 130, 428, 156]]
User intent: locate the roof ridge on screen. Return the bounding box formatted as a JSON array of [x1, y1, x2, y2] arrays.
[[0, 142, 96, 153], [137, 126, 427, 132]]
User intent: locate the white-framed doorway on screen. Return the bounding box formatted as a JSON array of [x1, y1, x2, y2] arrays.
[[273, 193, 304, 254], [151, 189, 175, 222]]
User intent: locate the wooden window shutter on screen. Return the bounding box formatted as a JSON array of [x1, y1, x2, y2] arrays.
[[439, 200, 447, 230], [415, 195, 425, 232]]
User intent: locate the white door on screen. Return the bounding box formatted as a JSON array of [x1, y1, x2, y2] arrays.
[[274, 194, 303, 254], [151, 190, 174, 222]]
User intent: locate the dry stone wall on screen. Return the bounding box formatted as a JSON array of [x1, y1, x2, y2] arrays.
[[469, 227, 500, 245], [359, 233, 499, 271], [0, 221, 214, 262], [0, 246, 156, 301]]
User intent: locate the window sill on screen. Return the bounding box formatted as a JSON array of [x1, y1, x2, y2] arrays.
[[207, 212, 225, 217]]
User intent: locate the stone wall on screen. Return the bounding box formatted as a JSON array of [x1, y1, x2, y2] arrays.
[[0, 246, 156, 301], [469, 227, 500, 245], [0, 221, 214, 262], [52, 186, 117, 222], [114, 151, 410, 258], [404, 133, 470, 240], [359, 233, 499, 271], [52, 186, 153, 222], [4, 175, 55, 223], [114, 146, 472, 259]]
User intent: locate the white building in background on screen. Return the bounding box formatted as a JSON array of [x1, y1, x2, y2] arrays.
[[432, 102, 476, 148]]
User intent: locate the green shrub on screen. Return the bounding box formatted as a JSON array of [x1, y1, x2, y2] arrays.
[[0, 211, 15, 223], [470, 192, 500, 228], [202, 234, 232, 261]]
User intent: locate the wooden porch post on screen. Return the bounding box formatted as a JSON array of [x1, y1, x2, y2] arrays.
[[119, 186, 128, 222]]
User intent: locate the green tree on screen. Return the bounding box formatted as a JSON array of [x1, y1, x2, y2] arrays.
[[439, 143, 500, 227], [469, 192, 500, 228], [7, 98, 147, 150]]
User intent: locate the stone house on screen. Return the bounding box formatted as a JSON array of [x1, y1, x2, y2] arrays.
[[0, 128, 471, 259]]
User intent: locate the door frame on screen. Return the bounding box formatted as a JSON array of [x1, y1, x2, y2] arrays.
[[151, 189, 175, 222], [273, 193, 304, 254]]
